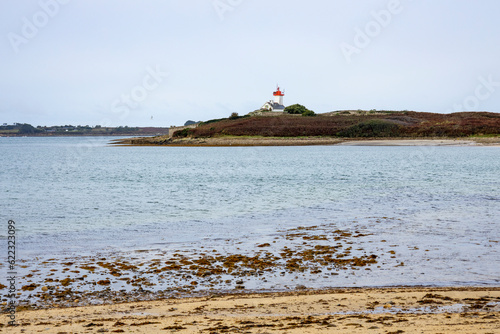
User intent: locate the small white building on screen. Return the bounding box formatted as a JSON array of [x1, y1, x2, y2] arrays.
[[260, 86, 285, 112]]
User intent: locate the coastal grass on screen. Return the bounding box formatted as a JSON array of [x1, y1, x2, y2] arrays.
[[185, 111, 500, 139]]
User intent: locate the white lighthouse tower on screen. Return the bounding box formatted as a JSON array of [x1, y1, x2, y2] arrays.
[[273, 86, 285, 106]]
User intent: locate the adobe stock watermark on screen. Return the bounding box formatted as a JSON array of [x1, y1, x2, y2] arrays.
[[6, 220, 17, 326], [111, 65, 169, 121], [7, 0, 71, 54], [212, 0, 244, 21], [50, 64, 169, 172], [340, 0, 412, 64], [446, 75, 499, 113]]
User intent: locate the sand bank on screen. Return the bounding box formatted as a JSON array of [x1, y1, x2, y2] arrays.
[[111, 136, 500, 147], [338, 139, 479, 146], [111, 136, 344, 146], [3, 287, 499, 333]]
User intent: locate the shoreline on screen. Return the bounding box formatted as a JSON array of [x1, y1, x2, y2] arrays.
[[111, 136, 500, 147], [4, 286, 499, 333], [7, 220, 499, 313]]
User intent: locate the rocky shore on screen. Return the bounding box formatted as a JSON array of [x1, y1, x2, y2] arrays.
[[111, 136, 500, 147]]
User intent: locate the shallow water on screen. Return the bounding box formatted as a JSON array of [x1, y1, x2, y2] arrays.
[[1, 136, 499, 300]]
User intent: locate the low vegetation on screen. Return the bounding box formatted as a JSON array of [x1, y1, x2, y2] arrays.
[[172, 128, 195, 138], [284, 104, 316, 116], [180, 111, 500, 138], [338, 119, 401, 137]]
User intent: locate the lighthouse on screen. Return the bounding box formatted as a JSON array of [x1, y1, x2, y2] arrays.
[[273, 86, 285, 106], [259, 85, 285, 112]]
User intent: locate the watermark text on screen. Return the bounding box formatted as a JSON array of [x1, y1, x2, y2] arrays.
[[340, 0, 412, 64], [110, 65, 169, 120], [6, 220, 17, 326], [447, 75, 499, 113], [7, 0, 71, 54], [212, 0, 244, 21]]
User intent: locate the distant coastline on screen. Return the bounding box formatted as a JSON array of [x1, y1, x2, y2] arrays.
[[0, 124, 170, 137]]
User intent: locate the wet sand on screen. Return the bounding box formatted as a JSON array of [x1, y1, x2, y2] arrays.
[[338, 139, 480, 146], [3, 287, 499, 333], [111, 136, 500, 147]]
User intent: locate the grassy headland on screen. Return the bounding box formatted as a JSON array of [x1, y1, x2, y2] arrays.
[[113, 110, 500, 146]]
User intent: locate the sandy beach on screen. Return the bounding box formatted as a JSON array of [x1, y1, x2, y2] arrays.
[[337, 139, 481, 146], [3, 287, 499, 333]]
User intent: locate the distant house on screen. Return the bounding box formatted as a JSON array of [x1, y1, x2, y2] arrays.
[[260, 86, 285, 112], [261, 101, 285, 112]]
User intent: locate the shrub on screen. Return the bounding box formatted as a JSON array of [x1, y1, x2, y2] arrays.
[[338, 120, 401, 137], [285, 104, 308, 114], [173, 128, 194, 138], [302, 110, 316, 117], [285, 104, 315, 116], [18, 123, 41, 134], [285, 104, 304, 114]]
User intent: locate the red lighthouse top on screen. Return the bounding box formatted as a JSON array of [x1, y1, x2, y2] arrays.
[[273, 86, 285, 96]]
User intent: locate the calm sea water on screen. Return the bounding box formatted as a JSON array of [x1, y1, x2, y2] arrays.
[[1, 136, 499, 288]]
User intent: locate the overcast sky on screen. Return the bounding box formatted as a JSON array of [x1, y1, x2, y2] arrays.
[[1, 0, 500, 127]]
